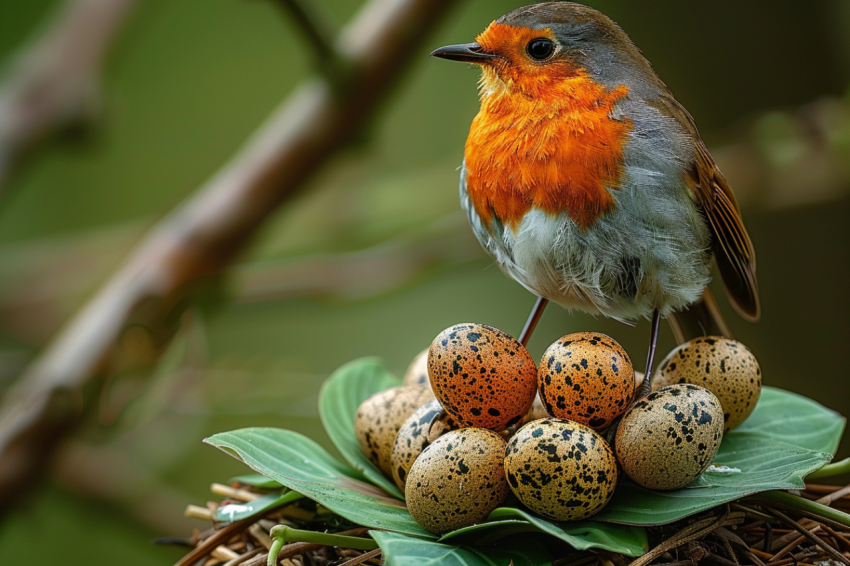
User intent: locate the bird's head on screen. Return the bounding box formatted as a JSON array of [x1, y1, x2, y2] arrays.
[[431, 2, 648, 101]]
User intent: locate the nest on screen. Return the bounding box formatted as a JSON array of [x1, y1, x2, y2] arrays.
[[168, 482, 850, 566]]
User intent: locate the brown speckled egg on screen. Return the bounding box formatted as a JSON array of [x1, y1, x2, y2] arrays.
[[402, 348, 431, 391], [505, 419, 617, 521], [355, 385, 434, 477], [391, 399, 461, 491], [428, 324, 537, 430], [615, 384, 724, 490], [538, 332, 635, 430], [406, 428, 509, 534], [653, 337, 761, 433]]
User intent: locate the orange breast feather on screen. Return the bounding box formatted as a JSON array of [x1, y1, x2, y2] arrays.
[[464, 28, 632, 230]]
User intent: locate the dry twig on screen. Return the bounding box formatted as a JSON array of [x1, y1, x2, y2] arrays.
[[822, 524, 850, 551], [336, 548, 383, 566], [769, 508, 850, 565], [248, 523, 273, 550], [222, 548, 263, 566], [185, 504, 215, 521], [770, 536, 810, 562], [175, 514, 262, 566], [631, 512, 745, 566], [211, 483, 263, 502], [0, 0, 457, 514], [817, 485, 850, 507]]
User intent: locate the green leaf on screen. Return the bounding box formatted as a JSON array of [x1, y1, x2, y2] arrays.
[[734, 387, 845, 455], [595, 387, 845, 526], [319, 358, 404, 499], [206, 428, 433, 538], [214, 490, 302, 523], [372, 531, 553, 566], [441, 508, 646, 557], [228, 474, 283, 489]]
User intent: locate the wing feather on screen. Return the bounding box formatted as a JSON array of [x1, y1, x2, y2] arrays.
[[650, 93, 760, 321], [691, 146, 760, 321]]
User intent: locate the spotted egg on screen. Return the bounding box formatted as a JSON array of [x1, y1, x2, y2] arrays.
[[428, 324, 537, 430], [538, 332, 635, 430], [505, 419, 618, 521], [391, 399, 461, 491], [405, 428, 509, 534], [653, 337, 761, 433], [615, 384, 724, 490], [402, 348, 431, 391], [354, 385, 434, 477]]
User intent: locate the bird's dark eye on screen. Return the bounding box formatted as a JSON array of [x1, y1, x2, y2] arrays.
[[526, 38, 556, 61]]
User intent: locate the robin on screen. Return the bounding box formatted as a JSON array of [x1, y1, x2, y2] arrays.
[[431, 2, 759, 394]]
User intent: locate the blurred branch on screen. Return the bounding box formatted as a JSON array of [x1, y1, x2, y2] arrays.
[[0, 0, 458, 513], [0, 213, 482, 344], [0, 0, 139, 190], [273, 0, 339, 68]]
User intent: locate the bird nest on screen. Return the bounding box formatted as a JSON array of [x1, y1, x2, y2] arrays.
[[169, 481, 850, 566], [165, 358, 850, 566]]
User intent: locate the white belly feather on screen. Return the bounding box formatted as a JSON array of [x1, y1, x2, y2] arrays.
[[459, 166, 712, 322]]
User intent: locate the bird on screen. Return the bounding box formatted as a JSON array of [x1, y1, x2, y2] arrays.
[[431, 2, 760, 393]]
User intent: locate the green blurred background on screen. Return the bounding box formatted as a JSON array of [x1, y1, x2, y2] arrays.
[[0, 0, 848, 563]]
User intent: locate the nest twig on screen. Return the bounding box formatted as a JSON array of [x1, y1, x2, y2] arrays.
[[171, 481, 380, 566]]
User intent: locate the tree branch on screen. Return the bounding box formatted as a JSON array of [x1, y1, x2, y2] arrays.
[[273, 0, 339, 67], [0, 0, 458, 513], [0, 0, 139, 191]]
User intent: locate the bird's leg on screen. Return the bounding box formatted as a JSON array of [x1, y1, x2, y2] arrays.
[[636, 307, 661, 399], [608, 307, 662, 445], [518, 296, 549, 347]]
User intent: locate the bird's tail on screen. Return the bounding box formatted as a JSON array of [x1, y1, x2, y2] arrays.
[[667, 288, 732, 344]]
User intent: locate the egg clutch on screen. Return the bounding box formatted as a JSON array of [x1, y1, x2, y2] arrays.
[[354, 323, 762, 535]]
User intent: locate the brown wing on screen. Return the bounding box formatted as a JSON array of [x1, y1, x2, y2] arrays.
[[687, 147, 760, 321], [650, 94, 760, 322]]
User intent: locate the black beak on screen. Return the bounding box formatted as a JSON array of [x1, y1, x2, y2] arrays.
[[430, 42, 499, 64]]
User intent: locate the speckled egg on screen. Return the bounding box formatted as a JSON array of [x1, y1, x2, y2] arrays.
[[538, 332, 635, 430], [653, 337, 761, 433], [355, 385, 434, 477], [402, 348, 431, 390], [428, 324, 537, 430], [405, 428, 509, 534], [615, 384, 724, 490], [391, 399, 461, 491], [505, 419, 618, 521]]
